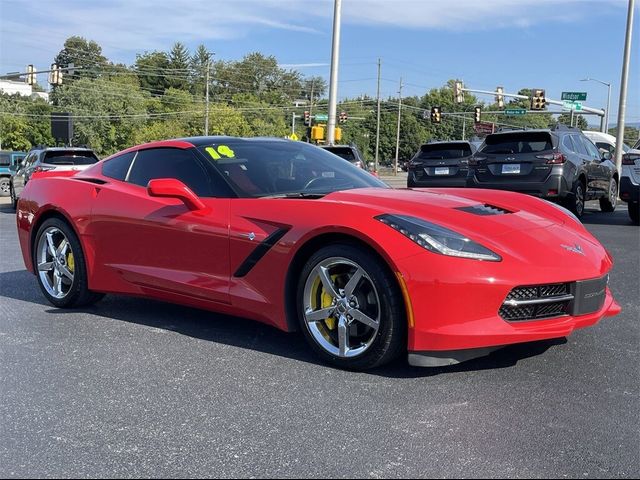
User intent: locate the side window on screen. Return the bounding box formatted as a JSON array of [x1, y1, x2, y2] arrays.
[[562, 135, 575, 153], [571, 135, 588, 156], [583, 138, 602, 159], [23, 153, 35, 168], [595, 142, 615, 154], [127, 148, 212, 196], [102, 152, 135, 181]]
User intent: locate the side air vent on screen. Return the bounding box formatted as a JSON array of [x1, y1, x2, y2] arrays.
[[73, 178, 108, 185], [456, 204, 513, 216]]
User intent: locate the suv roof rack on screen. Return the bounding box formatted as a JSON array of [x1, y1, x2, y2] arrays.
[[551, 124, 579, 132], [494, 126, 527, 133]]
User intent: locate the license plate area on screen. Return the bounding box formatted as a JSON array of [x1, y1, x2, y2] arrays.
[[434, 167, 450, 175], [502, 164, 521, 174], [570, 275, 608, 316]]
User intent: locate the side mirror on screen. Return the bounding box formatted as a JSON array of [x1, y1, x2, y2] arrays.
[[147, 178, 207, 211]]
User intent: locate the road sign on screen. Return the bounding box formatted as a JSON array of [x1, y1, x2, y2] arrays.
[[474, 121, 494, 134], [288, 133, 299, 141], [562, 100, 583, 111], [561, 92, 587, 102], [505, 108, 527, 116], [314, 113, 328, 121]]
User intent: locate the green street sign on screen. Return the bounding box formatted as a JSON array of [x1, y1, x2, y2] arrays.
[[314, 113, 328, 121], [562, 100, 583, 111], [505, 108, 527, 116], [561, 92, 587, 101]]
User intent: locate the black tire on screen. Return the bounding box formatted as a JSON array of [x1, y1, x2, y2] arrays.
[[33, 217, 104, 308], [629, 203, 639, 225], [565, 178, 586, 218], [0, 177, 10, 197], [297, 243, 406, 370], [599, 178, 618, 213]]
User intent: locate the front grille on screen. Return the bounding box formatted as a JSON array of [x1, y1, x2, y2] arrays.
[[500, 282, 572, 322]]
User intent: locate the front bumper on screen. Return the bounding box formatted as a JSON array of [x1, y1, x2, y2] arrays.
[[468, 172, 570, 199], [619, 177, 639, 205], [394, 231, 620, 365]]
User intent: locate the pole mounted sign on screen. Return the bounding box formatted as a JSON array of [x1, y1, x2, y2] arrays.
[[562, 101, 583, 111], [561, 92, 587, 101], [314, 113, 328, 122], [505, 108, 527, 116]]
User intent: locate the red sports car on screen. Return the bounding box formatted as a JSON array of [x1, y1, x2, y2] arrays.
[[15, 137, 621, 370]]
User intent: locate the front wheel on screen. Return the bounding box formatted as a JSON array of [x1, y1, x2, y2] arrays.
[[33, 218, 104, 308], [0, 177, 10, 197], [599, 178, 618, 212], [297, 244, 406, 370]]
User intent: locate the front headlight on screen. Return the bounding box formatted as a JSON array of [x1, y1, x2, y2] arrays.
[[376, 214, 502, 261]]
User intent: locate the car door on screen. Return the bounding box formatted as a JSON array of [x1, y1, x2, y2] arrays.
[[12, 152, 36, 198], [582, 137, 611, 194], [571, 135, 599, 196], [88, 147, 231, 304]]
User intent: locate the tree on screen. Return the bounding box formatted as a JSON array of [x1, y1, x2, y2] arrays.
[[168, 42, 191, 91], [135, 51, 171, 95], [557, 113, 588, 130], [54, 36, 107, 81], [191, 44, 214, 97]]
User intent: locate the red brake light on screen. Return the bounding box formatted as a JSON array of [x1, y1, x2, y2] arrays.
[[622, 154, 638, 165], [536, 153, 566, 164]]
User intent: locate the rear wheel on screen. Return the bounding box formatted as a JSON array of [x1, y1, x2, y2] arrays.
[[566, 179, 586, 218], [0, 177, 10, 197], [599, 178, 618, 212], [297, 244, 406, 370], [33, 218, 104, 308], [629, 203, 639, 225]]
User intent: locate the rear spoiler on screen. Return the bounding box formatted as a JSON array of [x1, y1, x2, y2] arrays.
[[31, 170, 80, 180]]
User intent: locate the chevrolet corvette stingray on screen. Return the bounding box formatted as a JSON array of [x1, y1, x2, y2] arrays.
[[15, 137, 621, 370]]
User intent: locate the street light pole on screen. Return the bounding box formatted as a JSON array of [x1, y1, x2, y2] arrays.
[[394, 77, 403, 177], [326, 0, 342, 145], [614, 0, 635, 174], [375, 58, 381, 172], [581, 77, 611, 133]]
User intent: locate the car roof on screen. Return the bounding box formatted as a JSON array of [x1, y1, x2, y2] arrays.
[[583, 131, 617, 145], [421, 140, 473, 146]]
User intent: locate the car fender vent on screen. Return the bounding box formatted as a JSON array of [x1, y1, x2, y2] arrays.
[[456, 204, 513, 216], [73, 177, 108, 185]]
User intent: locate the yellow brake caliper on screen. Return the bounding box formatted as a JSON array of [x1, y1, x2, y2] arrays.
[[312, 276, 338, 330], [67, 251, 75, 273]]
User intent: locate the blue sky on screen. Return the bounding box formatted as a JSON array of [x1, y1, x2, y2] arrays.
[[1, 0, 638, 126]]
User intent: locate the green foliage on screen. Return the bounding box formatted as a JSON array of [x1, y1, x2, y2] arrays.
[[0, 93, 54, 150], [556, 113, 588, 130], [608, 126, 640, 146], [54, 36, 107, 81]]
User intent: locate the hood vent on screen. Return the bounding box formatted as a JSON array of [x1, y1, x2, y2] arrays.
[[456, 204, 512, 216]]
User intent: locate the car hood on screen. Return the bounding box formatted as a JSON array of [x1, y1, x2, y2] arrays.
[[324, 187, 562, 237]]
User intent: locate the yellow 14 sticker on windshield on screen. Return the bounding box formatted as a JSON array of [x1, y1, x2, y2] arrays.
[[205, 145, 235, 160]]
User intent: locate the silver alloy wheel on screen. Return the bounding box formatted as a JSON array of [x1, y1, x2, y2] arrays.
[[576, 183, 585, 216], [303, 257, 381, 358], [0, 178, 9, 195], [36, 226, 75, 299], [609, 179, 618, 208]]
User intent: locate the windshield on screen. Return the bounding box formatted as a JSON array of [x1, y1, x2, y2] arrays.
[[414, 143, 472, 160], [198, 140, 386, 198], [43, 151, 99, 166], [481, 132, 553, 154]]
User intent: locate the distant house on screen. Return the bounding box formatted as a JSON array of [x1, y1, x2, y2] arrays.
[[0, 79, 49, 102]]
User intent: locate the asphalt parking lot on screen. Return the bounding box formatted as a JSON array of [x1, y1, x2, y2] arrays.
[[0, 191, 638, 478]]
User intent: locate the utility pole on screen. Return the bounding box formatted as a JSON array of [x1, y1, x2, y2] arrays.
[[394, 77, 403, 177], [462, 116, 466, 140], [375, 58, 381, 172], [614, 0, 635, 174], [291, 112, 296, 135], [204, 60, 210, 136], [308, 80, 315, 142], [326, 0, 342, 145]]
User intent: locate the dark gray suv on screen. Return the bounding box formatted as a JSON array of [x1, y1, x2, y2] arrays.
[[407, 141, 477, 188], [467, 126, 619, 217]]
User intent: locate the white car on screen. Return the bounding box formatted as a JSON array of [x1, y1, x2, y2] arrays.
[[583, 131, 631, 157]]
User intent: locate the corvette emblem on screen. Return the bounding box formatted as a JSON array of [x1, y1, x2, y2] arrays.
[[561, 244, 584, 255]]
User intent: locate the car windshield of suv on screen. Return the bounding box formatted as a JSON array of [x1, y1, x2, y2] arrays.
[[43, 151, 99, 165], [481, 132, 553, 154], [199, 141, 386, 198], [322, 147, 356, 162], [415, 143, 472, 160]]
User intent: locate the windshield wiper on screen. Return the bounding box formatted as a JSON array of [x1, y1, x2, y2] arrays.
[[262, 192, 328, 199]]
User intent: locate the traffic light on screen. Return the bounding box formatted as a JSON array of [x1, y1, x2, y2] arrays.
[[303, 110, 310, 126], [339, 111, 348, 123], [25, 64, 36, 85], [334, 127, 342, 141], [48, 64, 63, 86], [430, 106, 442, 124], [495, 86, 504, 109], [311, 125, 324, 141], [474, 106, 482, 123], [454, 81, 464, 104], [531, 89, 546, 110]]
